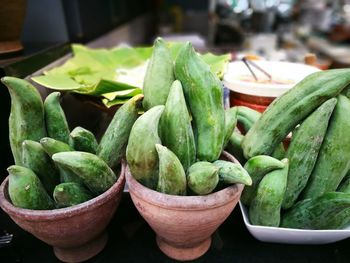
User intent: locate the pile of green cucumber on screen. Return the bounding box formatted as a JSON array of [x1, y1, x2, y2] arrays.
[[126, 38, 252, 195], [2, 77, 145, 210], [225, 68, 350, 230]]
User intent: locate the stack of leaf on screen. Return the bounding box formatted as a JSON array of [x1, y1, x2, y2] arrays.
[[32, 43, 230, 108]]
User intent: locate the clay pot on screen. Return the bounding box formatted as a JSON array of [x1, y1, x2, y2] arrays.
[[0, 164, 126, 263], [126, 151, 244, 261], [0, 0, 27, 54]]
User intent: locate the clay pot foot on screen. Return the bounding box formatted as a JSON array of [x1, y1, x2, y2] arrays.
[[53, 232, 108, 263], [156, 236, 211, 261]]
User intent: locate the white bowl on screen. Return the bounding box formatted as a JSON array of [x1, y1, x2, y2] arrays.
[[223, 61, 320, 97], [239, 202, 350, 244]]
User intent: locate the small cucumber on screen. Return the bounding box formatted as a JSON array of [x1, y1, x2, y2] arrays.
[[302, 95, 350, 199], [155, 144, 187, 195], [241, 155, 285, 205], [159, 80, 196, 171], [320, 207, 350, 229], [242, 69, 350, 159], [70, 126, 98, 154], [225, 131, 246, 164], [236, 106, 261, 134], [2, 77, 46, 165], [213, 160, 252, 186], [281, 192, 350, 229], [187, 162, 219, 195], [97, 94, 143, 170], [52, 151, 117, 195], [44, 92, 70, 145], [53, 182, 93, 208], [22, 140, 60, 196], [8, 165, 55, 210], [338, 175, 350, 194], [223, 107, 238, 148], [126, 105, 164, 189], [282, 98, 337, 209], [40, 137, 83, 184], [249, 159, 289, 227], [143, 38, 174, 110], [175, 42, 225, 162]]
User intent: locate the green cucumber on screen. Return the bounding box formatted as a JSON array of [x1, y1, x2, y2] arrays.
[[53, 182, 93, 208], [187, 161, 219, 195], [241, 155, 285, 206], [225, 131, 246, 164], [44, 92, 70, 145], [242, 69, 350, 159], [223, 107, 238, 148], [126, 105, 164, 189], [155, 144, 187, 195], [8, 165, 55, 210], [213, 160, 252, 186], [249, 159, 289, 227], [142, 38, 174, 110], [70, 126, 98, 154], [2, 77, 46, 165], [302, 95, 350, 199], [319, 207, 350, 229], [282, 98, 337, 209], [175, 42, 225, 162], [22, 140, 60, 195], [40, 137, 83, 184], [52, 151, 117, 195], [281, 192, 350, 229], [97, 94, 143, 170], [236, 106, 261, 134], [159, 80, 195, 171], [337, 174, 350, 194]]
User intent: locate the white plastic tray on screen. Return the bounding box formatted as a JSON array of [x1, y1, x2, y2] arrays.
[[239, 202, 350, 244]]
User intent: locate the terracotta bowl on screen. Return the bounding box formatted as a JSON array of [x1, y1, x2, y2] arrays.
[[126, 151, 244, 261], [0, 163, 126, 263]]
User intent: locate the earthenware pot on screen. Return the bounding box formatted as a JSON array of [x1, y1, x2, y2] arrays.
[[0, 163, 125, 263], [126, 151, 244, 261]]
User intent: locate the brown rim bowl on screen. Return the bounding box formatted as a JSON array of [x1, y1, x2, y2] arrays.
[[0, 163, 126, 263], [126, 151, 244, 261]]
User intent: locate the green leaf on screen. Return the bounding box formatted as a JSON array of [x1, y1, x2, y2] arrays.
[[32, 74, 82, 91], [202, 53, 231, 79], [102, 88, 142, 101], [102, 97, 132, 108]]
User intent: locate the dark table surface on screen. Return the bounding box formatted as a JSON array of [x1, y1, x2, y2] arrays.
[[1, 193, 349, 263]]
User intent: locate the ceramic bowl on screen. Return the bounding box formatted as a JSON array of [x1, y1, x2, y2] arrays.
[[239, 202, 350, 244], [0, 164, 126, 263], [126, 152, 244, 261]]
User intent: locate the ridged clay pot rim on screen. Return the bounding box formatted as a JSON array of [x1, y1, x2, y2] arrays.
[[0, 162, 126, 221], [126, 151, 244, 211]]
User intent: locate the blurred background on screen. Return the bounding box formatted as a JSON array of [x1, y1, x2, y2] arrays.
[[2, 0, 350, 173]]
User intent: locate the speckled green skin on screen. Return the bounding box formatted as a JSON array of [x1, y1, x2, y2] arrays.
[[22, 140, 60, 196], [2, 77, 46, 165], [8, 165, 55, 210], [40, 137, 83, 184], [320, 207, 350, 229], [338, 175, 350, 194], [302, 95, 350, 200], [242, 69, 350, 159], [53, 182, 93, 208], [44, 92, 70, 145], [187, 162, 219, 195], [70, 126, 98, 154], [126, 105, 164, 189], [241, 155, 285, 206], [223, 107, 238, 148], [52, 151, 116, 195], [159, 80, 195, 171], [98, 94, 143, 171], [142, 38, 174, 110], [249, 159, 289, 227], [281, 192, 350, 229], [213, 160, 252, 186], [175, 43, 225, 162], [226, 131, 246, 164], [283, 98, 337, 209], [155, 144, 187, 196]]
